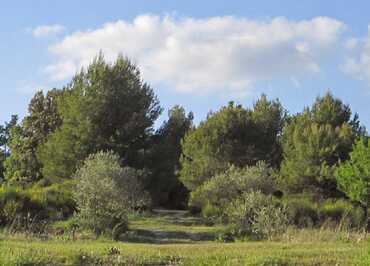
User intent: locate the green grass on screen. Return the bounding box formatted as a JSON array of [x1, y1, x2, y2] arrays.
[[0, 210, 370, 265], [130, 213, 220, 233], [1, 237, 369, 265]]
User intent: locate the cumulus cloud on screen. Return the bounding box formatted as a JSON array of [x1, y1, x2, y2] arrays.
[[342, 26, 370, 84], [32, 24, 66, 37], [45, 15, 345, 94]]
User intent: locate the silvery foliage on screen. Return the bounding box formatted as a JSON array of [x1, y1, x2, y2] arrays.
[[190, 162, 276, 218], [74, 151, 150, 234], [226, 191, 288, 240]]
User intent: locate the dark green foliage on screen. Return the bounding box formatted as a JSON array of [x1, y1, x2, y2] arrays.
[[284, 196, 319, 228], [147, 105, 193, 208], [180, 95, 285, 191], [5, 89, 63, 184], [38, 55, 162, 180], [251, 95, 286, 168], [112, 221, 129, 241], [1, 58, 368, 238], [0, 115, 18, 181], [280, 92, 363, 197]]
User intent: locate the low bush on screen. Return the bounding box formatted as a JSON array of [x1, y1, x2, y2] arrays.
[[225, 191, 288, 240], [27, 181, 76, 219], [0, 186, 45, 226], [284, 195, 366, 229], [319, 199, 365, 229], [284, 196, 319, 228], [0, 181, 76, 230], [190, 162, 276, 220], [252, 203, 289, 240]]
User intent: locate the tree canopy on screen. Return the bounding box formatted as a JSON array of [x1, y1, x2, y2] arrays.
[[4, 89, 62, 185], [0, 53, 368, 219], [180, 95, 285, 191], [38, 55, 162, 181], [147, 105, 193, 208], [280, 92, 363, 197]]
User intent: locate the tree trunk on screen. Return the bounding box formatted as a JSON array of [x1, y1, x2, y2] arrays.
[[361, 204, 369, 231]]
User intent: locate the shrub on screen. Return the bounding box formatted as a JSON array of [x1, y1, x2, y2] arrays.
[[190, 162, 276, 219], [74, 151, 150, 236], [283, 196, 366, 229], [202, 203, 220, 220], [225, 191, 288, 240], [0, 181, 76, 231], [0, 186, 45, 226], [284, 196, 319, 228], [27, 181, 76, 219], [319, 199, 365, 229], [252, 203, 289, 240]]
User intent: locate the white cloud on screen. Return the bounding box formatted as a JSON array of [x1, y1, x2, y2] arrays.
[[44, 61, 77, 81], [344, 37, 358, 50], [32, 24, 66, 37], [45, 15, 345, 94], [342, 26, 370, 83]]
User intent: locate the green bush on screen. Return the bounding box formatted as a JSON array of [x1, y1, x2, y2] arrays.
[[190, 162, 276, 220], [225, 191, 288, 240], [28, 181, 76, 219], [202, 203, 220, 220], [0, 180, 76, 230], [74, 151, 150, 237], [285, 196, 319, 228], [0, 186, 45, 226], [283, 196, 366, 229], [319, 199, 365, 228]]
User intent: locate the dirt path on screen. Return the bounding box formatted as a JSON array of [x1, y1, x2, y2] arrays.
[[125, 209, 222, 243]]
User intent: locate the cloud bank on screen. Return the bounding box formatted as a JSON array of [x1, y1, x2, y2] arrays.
[[45, 15, 345, 94]]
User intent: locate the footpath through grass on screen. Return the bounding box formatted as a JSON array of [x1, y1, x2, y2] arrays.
[[0, 210, 370, 265]]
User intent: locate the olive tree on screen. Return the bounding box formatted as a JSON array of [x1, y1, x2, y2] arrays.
[[74, 151, 150, 236]]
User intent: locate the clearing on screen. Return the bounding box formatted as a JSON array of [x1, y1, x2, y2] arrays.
[[0, 210, 369, 265]]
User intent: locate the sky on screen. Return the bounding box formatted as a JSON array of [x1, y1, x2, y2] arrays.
[[1, 0, 370, 128]]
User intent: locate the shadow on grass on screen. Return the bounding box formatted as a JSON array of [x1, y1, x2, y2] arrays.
[[121, 229, 216, 244]]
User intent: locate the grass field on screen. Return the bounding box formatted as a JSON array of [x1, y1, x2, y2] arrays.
[[1, 210, 370, 265]]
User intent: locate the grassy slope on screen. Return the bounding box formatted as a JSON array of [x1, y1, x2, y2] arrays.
[[0, 210, 369, 265]]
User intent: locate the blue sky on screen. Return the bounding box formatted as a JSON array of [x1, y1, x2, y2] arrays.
[[1, 0, 370, 128]]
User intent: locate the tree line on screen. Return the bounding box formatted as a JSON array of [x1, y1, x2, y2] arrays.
[[0, 54, 369, 237]]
